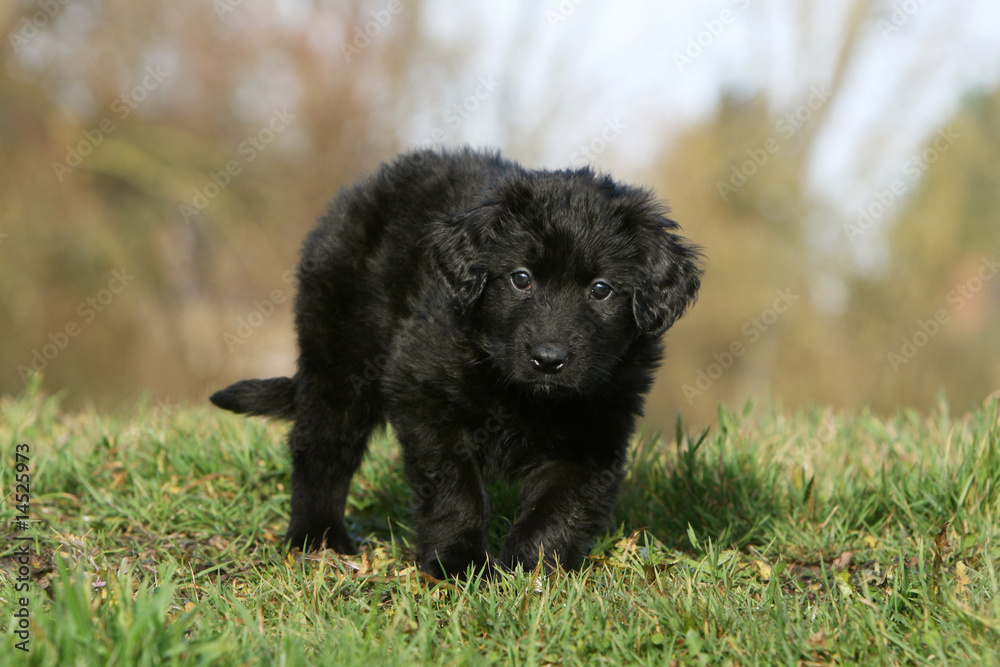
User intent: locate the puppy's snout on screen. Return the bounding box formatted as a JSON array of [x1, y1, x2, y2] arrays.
[[530, 344, 568, 374]]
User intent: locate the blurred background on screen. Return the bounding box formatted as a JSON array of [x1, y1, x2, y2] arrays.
[[2, 0, 998, 432]]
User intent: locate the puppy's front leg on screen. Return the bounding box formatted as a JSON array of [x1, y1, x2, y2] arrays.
[[402, 444, 492, 579], [501, 458, 625, 572]]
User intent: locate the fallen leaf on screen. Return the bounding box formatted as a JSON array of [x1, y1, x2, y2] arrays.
[[834, 571, 853, 598], [614, 530, 642, 561], [358, 551, 372, 576], [832, 551, 853, 570], [955, 560, 971, 595], [808, 630, 827, 650], [933, 522, 952, 570]]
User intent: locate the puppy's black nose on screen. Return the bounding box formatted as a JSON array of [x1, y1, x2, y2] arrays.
[[530, 344, 568, 374]]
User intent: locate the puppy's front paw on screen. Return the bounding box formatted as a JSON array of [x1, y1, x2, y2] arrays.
[[500, 537, 577, 574], [420, 548, 493, 581], [285, 524, 358, 554], [499, 544, 543, 573]]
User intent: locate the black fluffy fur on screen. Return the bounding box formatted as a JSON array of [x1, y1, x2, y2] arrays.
[[210, 147, 702, 579]]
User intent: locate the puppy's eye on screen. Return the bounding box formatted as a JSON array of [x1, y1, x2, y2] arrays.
[[510, 270, 532, 291], [590, 281, 613, 301]]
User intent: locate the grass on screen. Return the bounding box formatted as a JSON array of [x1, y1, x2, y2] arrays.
[[1, 380, 999, 666]]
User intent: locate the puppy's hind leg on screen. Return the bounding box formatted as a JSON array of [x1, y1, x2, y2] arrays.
[[285, 368, 380, 553]]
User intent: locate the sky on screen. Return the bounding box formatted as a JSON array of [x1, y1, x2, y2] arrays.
[[15, 0, 1000, 273], [401, 0, 1000, 278]]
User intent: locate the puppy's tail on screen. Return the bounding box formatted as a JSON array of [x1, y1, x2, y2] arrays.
[[210, 377, 296, 419]]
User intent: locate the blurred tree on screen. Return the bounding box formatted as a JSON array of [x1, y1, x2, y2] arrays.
[[0, 0, 996, 428], [643, 85, 1000, 430], [0, 0, 435, 406]]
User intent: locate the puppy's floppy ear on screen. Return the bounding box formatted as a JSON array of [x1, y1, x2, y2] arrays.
[[631, 211, 703, 336], [427, 205, 495, 313]]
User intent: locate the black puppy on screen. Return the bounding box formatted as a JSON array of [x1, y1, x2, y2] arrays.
[[211, 147, 701, 579]]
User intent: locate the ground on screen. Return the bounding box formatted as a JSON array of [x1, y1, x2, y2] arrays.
[[1, 381, 999, 665]]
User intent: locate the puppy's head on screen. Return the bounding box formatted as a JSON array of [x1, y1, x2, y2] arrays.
[[429, 168, 702, 393]]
